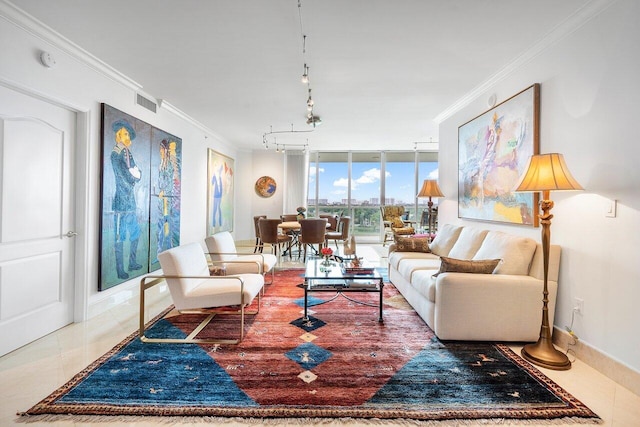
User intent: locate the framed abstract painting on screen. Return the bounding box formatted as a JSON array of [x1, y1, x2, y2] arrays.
[[458, 84, 540, 226], [207, 149, 234, 234]]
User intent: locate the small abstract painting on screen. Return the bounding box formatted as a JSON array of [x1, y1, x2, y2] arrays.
[[458, 84, 540, 226], [255, 176, 276, 198], [207, 149, 234, 234]]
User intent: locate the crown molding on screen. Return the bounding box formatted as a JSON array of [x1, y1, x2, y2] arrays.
[[434, 0, 617, 124], [1, 0, 235, 147], [0, 0, 142, 91]]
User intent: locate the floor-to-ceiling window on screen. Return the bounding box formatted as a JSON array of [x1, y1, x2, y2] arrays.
[[307, 152, 348, 218], [385, 152, 419, 222], [351, 152, 382, 238], [307, 151, 438, 241]]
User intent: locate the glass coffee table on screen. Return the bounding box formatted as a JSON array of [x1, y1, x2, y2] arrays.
[[300, 258, 384, 322]]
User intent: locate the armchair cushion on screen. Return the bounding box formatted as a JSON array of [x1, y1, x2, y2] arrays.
[[391, 216, 405, 228]]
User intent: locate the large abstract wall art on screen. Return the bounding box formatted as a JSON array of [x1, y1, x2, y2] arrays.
[[458, 84, 540, 226]]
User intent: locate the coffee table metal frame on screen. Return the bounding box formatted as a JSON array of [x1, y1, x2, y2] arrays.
[[302, 258, 384, 322]]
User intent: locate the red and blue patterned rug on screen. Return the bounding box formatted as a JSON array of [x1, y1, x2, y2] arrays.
[[21, 268, 600, 423]]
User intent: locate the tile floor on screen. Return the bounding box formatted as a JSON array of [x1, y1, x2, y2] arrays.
[[1, 244, 638, 426]]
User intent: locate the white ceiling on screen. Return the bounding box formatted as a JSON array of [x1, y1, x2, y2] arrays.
[[11, 0, 591, 151]]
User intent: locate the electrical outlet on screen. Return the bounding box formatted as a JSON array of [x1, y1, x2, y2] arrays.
[[574, 298, 584, 315], [606, 199, 617, 218]]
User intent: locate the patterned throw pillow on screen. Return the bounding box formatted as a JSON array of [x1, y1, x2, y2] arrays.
[[395, 236, 430, 253], [433, 256, 501, 277], [390, 216, 405, 228]]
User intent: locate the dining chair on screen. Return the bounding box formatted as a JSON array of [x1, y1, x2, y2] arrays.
[[325, 216, 351, 250], [253, 215, 266, 253], [139, 242, 263, 344], [298, 218, 327, 262], [280, 214, 298, 222], [258, 218, 292, 259], [205, 231, 277, 285], [319, 214, 339, 232]]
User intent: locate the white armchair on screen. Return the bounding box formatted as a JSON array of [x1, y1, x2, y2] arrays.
[[139, 242, 264, 344], [205, 231, 277, 284]]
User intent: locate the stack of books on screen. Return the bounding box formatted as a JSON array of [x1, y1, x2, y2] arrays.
[[342, 261, 375, 275]]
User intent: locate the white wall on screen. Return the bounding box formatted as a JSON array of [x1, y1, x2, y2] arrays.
[[246, 151, 287, 231], [438, 0, 640, 372]]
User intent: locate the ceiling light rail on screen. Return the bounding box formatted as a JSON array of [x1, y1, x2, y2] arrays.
[[262, 124, 314, 152]]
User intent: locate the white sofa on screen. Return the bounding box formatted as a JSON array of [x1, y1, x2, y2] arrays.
[[388, 224, 560, 342]]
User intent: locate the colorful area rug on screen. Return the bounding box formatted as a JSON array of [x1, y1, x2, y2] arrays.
[[22, 268, 600, 423]]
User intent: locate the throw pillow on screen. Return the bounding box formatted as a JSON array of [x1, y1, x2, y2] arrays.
[[395, 236, 430, 253], [433, 256, 501, 277], [391, 216, 405, 228], [428, 224, 463, 256]]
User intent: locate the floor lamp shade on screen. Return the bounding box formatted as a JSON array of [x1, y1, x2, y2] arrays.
[[417, 180, 444, 241], [417, 179, 445, 198], [515, 153, 583, 192], [515, 153, 583, 370]]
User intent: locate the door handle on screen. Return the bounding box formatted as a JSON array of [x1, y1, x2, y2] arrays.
[[65, 231, 78, 238]]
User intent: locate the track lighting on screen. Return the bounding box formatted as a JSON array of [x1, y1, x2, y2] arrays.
[[262, 125, 313, 152]]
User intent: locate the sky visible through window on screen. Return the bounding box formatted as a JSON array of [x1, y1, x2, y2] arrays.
[[309, 161, 439, 206]]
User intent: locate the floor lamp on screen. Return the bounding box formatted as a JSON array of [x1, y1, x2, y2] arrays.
[[515, 153, 583, 370], [417, 179, 444, 241]]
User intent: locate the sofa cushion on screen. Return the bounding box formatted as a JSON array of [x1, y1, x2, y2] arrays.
[[428, 224, 463, 257], [410, 270, 438, 302], [472, 231, 537, 275], [397, 257, 442, 280], [434, 256, 501, 277], [395, 236, 430, 253], [388, 250, 438, 270], [447, 227, 488, 259]]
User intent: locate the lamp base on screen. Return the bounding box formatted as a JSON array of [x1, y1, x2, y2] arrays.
[[521, 339, 571, 371]]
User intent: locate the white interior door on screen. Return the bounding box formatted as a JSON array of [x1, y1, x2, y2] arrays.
[[0, 85, 76, 356]]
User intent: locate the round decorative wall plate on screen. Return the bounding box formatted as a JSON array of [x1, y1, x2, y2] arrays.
[[255, 176, 276, 198]]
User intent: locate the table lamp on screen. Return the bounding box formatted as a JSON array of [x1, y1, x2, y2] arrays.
[[515, 153, 583, 370], [417, 179, 444, 239]]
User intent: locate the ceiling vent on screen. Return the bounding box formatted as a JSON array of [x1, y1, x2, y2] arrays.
[[136, 93, 157, 113]]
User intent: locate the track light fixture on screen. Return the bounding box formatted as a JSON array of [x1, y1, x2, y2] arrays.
[[262, 125, 313, 151], [259, 1, 321, 149], [298, 0, 321, 127]]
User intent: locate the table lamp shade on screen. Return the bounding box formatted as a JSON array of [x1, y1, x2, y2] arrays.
[[515, 153, 583, 192], [417, 179, 444, 198]]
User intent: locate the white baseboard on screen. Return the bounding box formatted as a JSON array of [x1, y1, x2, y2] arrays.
[[554, 326, 640, 396]]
